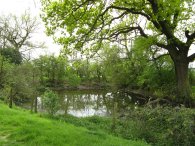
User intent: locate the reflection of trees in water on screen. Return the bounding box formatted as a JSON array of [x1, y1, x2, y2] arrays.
[[102, 94, 112, 115], [62, 95, 70, 115], [59, 92, 107, 116], [71, 94, 100, 110], [95, 94, 101, 110], [57, 90, 137, 117]]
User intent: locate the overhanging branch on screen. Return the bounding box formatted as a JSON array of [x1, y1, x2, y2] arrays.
[[152, 53, 169, 61], [188, 53, 195, 62], [108, 12, 128, 24], [156, 43, 169, 50], [109, 5, 151, 20], [109, 26, 148, 38], [186, 30, 195, 46]]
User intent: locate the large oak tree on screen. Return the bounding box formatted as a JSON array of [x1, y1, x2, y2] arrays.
[[41, 0, 195, 104]]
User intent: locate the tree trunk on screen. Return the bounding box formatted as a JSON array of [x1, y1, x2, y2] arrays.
[[30, 98, 34, 113], [174, 60, 191, 105], [34, 97, 38, 113], [9, 88, 13, 108]]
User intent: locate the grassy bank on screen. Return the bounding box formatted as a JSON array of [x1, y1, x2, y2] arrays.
[[0, 102, 149, 146], [55, 107, 195, 146]]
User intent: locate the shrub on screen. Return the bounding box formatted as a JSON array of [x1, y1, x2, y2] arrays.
[[126, 106, 195, 146], [50, 106, 195, 146], [42, 90, 59, 116]]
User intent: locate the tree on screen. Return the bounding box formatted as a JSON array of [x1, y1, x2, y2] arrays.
[[0, 12, 42, 61], [42, 90, 59, 116], [41, 0, 195, 104], [0, 47, 22, 64], [131, 37, 176, 94], [100, 44, 133, 88], [0, 55, 14, 100], [3, 62, 40, 109], [33, 55, 68, 88]]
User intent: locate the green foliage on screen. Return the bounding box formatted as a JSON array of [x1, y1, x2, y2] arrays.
[[0, 48, 22, 64], [33, 55, 83, 88], [189, 68, 195, 86], [130, 37, 177, 95], [33, 55, 67, 88], [41, 0, 195, 101], [96, 39, 177, 95], [0, 102, 149, 146], [56, 114, 112, 133], [1, 62, 39, 106], [71, 59, 105, 86], [41, 0, 194, 50], [136, 61, 176, 95], [65, 69, 81, 87], [0, 55, 15, 89], [133, 37, 157, 53], [0, 13, 40, 106], [129, 106, 195, 146], [100, 45, 133, 88], [42, 90, 59, 116], [56, 106, 195, 146]]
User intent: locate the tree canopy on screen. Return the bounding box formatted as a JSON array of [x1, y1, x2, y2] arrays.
[[41, 0, 194, 56], [41, 0, 195, 104]]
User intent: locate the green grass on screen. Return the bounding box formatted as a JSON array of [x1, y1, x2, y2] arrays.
[[0, 102, 149, 146]]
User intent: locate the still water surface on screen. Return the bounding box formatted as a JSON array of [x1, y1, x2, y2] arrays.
[[35, 90, 139, 117]]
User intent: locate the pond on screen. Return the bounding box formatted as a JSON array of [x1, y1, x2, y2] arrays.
[[33, 89, 143, 117]]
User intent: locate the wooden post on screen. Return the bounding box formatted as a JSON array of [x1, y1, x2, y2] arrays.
[[112, 102, 118, 130]]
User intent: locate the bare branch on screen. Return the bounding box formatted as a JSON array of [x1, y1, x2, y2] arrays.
[[0, 13, 39, 50]]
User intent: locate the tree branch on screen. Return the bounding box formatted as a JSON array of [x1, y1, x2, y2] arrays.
[[156, 42, 169, 50], [152, 53, 169, 61], [147, 0, 158, 14], [172, 10, 179, 29], [73, 0, 95, 11], [108, 5, 151, 20], [137, 25, 148, 38], [108, 12, 128, 24], [110, 26, 148, 39], [185, 30, 195, 39], [188, 53, 195, 62], [186, 30, 195, 46]]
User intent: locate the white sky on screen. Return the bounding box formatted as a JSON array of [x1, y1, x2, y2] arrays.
[[0, 0, 61, 59]]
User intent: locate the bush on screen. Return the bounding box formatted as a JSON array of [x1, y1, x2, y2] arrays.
[[50, 106, 195, 146], [42, 90, 59, 116], [126, 106, 195, 146]]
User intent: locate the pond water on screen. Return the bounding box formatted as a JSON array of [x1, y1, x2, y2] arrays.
[[36, 90, 142, 117]]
